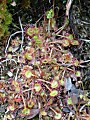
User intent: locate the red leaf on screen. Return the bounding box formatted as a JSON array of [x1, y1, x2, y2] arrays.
[[14, 98, 22, 102]]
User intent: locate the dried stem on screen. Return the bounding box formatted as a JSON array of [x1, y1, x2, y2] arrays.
[[0, 58, 17, 65], [80, 38, 90, 43], [19, 17, 24, 51], [5, 31, 23, 53]]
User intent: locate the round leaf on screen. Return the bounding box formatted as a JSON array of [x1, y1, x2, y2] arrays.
[[25, 70, 33, 78], [26, 27, 33, 36], [22, 107, 30, 115], [34, 83, 42, 92], [67, 34, 74, 40], [50, 90, 58, 97], [73, 59, 79, 66], [28, 101, 34, 108], [51, 80, 59, 88], [40, 110, 47, 116], [67, 97, 73, 105], [54, 113, 61, 119], [62, 39, 70, 47], [25, 52, 32, 60], [76, 71, 81, 77], [71, 40, 79, 45], [60, 79, 64, 86], [9, 106, 15, 111]]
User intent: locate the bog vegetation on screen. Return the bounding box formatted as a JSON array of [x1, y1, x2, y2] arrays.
[[0, 0, 90, 120]]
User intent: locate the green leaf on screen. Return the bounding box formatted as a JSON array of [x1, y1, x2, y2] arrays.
[[79, 94, 83, 99], [51, 80, 58, 88], [62, 39, 70, 47], [67, 34, 74, 40], [34, 83, 42, 92], [76, 71, 81, 77], [25, 70, 33, 78], [22, 107, 30, 115], [40, 91, 45, 96], [71, 40, 79, 45], [7, 54, 12, 59], [46, 9, 54, 19], [42, 59, 48, 64], [60, 79, 64, 86], [33, 35, 42, 46], [73, 59, 79, 66], [25, 52, 32, 60], [34, 27, 39, 34], [54, 113, 61, 119], [33, 35, 38, 40], [26, 27, 39, 37], [9, 106, 15, 111], [40, 110, 47, 116], [28, 101, 34, 108], [26, 27, 33, 36], [67, 97, 73, 105], [50, 90, 58, 97]]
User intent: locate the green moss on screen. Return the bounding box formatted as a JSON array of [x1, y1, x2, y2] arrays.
[[0, 0, 12, 40]]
